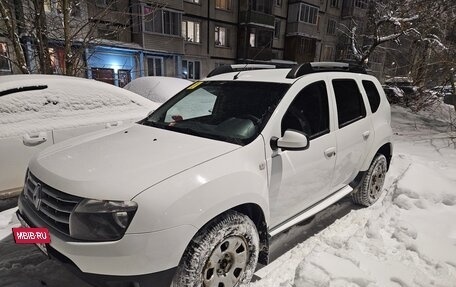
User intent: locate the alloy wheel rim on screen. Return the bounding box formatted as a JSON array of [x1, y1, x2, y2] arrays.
[[369, 162, 386, 201], [203, 236, 249, 287]]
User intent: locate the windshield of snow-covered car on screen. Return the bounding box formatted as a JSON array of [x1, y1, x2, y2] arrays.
[[143, 81, 290, 145]]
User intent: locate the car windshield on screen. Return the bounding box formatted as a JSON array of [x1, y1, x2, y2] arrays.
[[143, 81, 290, 145]]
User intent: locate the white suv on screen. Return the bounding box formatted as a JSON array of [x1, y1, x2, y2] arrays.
[[17, 62, 393, 287]]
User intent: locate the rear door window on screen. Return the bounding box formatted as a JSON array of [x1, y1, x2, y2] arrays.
[[332, 79, 366, 128], [362, 80, 381, 113]]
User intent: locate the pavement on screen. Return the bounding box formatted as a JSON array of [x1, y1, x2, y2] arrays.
[[0, 196, 357, 287], [0, 196, 18, 213]]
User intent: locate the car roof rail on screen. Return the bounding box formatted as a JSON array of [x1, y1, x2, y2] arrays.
[[206, 64, 277, 77], [286, 62, 367, 79]]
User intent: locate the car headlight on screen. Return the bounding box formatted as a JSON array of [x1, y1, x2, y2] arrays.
[[69, 199, 138, 241]]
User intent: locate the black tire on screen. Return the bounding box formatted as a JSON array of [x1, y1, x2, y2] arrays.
[[172, 211, 259, 287], [352, 154, 388, 206]]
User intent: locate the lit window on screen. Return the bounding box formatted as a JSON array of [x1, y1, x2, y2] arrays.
[[0, 42, 11, 72], [185, 0, 200, 3], [249, 33, 256, 47], [299, 4, 319, 25], [182, 60, 201, 80], [215, 26, 229, 47], [182, 20, 201, 43], [248, 28, 273, 48], [44, 0, 80, 16], [216, 0, 231, 10], [48, 47, 66, 74]]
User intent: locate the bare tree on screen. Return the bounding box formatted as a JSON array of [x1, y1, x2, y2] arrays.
[[0, 0, 135, 76], [340, 0, 419, 66], [0, 0, 29, 73]]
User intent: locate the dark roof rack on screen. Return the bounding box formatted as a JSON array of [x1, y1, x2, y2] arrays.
[[207, 64, 277, 77], [286, 62, 366, 79], [206, 62, 367, 79]]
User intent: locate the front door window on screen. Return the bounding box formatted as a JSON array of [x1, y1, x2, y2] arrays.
[[268, 80, 336, 228]]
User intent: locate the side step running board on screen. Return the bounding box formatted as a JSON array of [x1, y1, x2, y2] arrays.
[[269, 185, 353, 237]]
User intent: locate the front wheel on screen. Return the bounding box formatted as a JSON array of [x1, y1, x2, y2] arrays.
[[352, 154, 388, 206], [172, 211, 259, 287]]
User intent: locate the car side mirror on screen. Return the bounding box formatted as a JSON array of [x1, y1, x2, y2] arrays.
[[270, 130, 309, 151]]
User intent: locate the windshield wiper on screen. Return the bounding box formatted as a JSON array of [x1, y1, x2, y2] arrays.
[[0, 85, 48, 97]]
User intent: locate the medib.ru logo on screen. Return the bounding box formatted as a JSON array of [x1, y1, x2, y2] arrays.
[[12, 227, 51, 244]]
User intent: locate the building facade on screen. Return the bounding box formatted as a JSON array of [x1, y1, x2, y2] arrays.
[[2, 0, 380, 84]]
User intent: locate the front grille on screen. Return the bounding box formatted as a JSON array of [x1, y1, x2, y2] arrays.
[[24, 172, 82, 236]]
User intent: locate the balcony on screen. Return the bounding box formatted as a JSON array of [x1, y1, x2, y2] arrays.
[[239, 10, 275, 28]]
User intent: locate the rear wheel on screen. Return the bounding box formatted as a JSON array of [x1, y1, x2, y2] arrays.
[[172, 211, 259, 287], [352, 154, 388, 206]]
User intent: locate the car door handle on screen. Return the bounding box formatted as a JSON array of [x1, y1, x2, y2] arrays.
[[362, 131, 370, 140], [23, 132, 47, 146], [324, 147, 336, 158], [106, 121, 123, 128]]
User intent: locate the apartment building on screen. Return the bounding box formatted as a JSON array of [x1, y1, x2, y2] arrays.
[[0, 35, 16, 75], [92, 0, 388, 84], [182, 0, 239, 79], [2, 0, 380, 84]]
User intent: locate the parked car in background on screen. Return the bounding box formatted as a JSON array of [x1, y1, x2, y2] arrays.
[[382, 85, 404, 104], [384, 77, 417, 95], [124, 76, 192, 103], [0, 75, 158, 197]]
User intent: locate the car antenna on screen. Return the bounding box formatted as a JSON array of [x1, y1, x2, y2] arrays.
[[233, 38, 274, 80]]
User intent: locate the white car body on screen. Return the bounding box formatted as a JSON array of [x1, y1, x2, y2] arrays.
[[17, 64, 393, 286], [124, 76, 192, 103], [0, 75, 158, 197]]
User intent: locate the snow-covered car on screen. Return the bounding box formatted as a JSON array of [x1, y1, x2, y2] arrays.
[[17, 62, 393, 287], [0, 75, 158, 197], [384, 77, 417, 96], [124, 76, 192, 103]]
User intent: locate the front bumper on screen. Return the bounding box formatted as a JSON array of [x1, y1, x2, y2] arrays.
[[46, 243, 176, 287], [17, 193, 197, 286]]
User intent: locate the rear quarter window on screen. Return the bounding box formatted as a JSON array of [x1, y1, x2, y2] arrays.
[[332, 79, 366, 128], [362, 80, 381, 113]]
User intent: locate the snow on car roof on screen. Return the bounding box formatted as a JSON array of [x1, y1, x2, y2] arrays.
[[0, 75, 160, 138], [124, 76, 192, 103]]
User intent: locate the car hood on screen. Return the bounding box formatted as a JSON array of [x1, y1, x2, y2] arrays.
[[29, 124, 239, 200]]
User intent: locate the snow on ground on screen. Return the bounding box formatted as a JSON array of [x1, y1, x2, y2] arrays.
[[253, 103, 456, 287], [0, 207, 19, 241]]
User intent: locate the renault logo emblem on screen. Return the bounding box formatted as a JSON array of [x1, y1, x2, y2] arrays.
[[33, 183, 42, 210]]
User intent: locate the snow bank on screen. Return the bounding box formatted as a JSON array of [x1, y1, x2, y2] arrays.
[[0, 75, 159, 138], [0, 207, 19, 240]]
